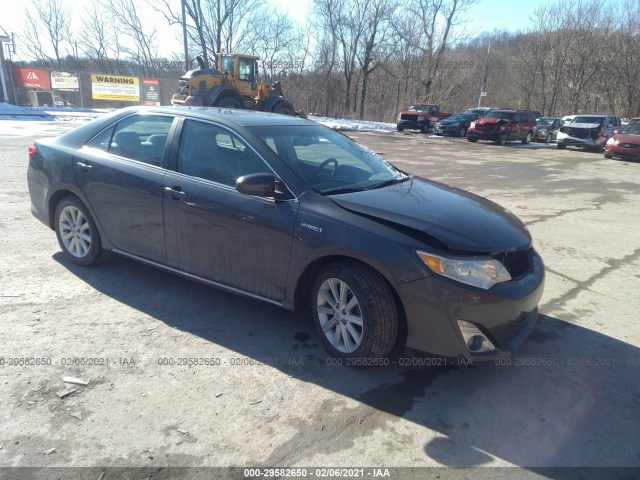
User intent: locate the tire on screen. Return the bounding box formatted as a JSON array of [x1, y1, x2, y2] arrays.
[[604, 153, 613, 159], [557, 143, 566, 149], [396, 125, 404, 132], [54, 196, 110, 266], [522, 131, 532, 144], [311, 261, 398, 361], [215, 97, 243, 109], [545, 133, 551, 144], [458, 127, 467, 137], [499, 133, 508, 146], [420, 124, 429, 134], [467, 136, 478, 142], [272, 100, 295, 116]]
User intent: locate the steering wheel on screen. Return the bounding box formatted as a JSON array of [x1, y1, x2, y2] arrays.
[[315, 158, 339, 176]]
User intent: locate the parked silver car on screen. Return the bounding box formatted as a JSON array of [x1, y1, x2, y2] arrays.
[[557, 115, 622, 152]]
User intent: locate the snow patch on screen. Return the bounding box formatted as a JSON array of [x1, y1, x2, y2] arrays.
[[0, 102, 108, 121], [308, 115, 396, 132]]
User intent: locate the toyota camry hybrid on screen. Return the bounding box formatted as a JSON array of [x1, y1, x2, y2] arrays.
[[27, 106, 545, 364]]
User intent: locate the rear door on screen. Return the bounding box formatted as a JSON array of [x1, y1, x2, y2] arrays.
[[74, 113, 176, 261], [162, 118, 298, 301]]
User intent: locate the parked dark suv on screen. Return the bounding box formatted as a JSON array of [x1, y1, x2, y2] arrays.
[[467, 109, 538, 145]]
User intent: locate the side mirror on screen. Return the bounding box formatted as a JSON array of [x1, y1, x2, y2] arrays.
[[236, 173, 276, 197]]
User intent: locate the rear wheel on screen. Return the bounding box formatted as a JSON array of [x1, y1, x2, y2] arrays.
[[311, 262, 398, 361], [522, 131, 532, 144], [396, 125, 404, 132], [55, 197, 110, 266], [458, 127, 467, 137], [499, 133, 509, 146], [215, 97, 243, 109], [467, 136, 478, 142], [545, 133, 551, 144], [557, 143, 566, 149]]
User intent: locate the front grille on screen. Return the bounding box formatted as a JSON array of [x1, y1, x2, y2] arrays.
[[491, 248, 532, 279], [620, 143, 640, 149], [567, 128, 597, 139], [401, 113, 419, 120]]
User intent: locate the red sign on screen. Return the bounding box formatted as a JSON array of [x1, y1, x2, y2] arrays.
[[13, 68, 52, 89], [142, 78, 161, 106]]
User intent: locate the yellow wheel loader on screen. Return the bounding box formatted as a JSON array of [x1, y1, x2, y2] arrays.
[[171, 53, 300, 116]]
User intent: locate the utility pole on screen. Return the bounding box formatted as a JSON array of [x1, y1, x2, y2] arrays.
[[477, 40, 491, 108], [182, 0, 189, 70]]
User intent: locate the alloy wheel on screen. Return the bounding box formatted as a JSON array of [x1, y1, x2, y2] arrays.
[[316, 278, 363, 353], [58, 205, 92, 258]]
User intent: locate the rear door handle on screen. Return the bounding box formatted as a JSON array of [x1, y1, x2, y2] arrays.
[[164, 186, 188, 200]]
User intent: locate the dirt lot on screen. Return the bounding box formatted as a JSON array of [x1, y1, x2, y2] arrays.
[[1, 122, 639, 478]]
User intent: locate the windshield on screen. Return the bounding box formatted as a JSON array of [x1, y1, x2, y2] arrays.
[[247, 125, 407, 194], [446, 114, 469, 122], [537, 118, 554, 127], [573, 116, 605, 125], [621, 122, 640, 135], [483, 111, 514, 121], [407, 105, 430, 112]]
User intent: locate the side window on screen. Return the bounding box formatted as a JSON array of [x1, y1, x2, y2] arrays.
[[177, 119, 269, 186], [87, 125, 115, 152], [514, 112, 522, 122], [108, 115, 173, 166]]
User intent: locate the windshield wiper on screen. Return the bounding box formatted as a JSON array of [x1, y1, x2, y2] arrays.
[[371, 176, 410, 190], [321, 186, 368, 195]]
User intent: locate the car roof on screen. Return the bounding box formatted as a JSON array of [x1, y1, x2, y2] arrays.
[[123, 106, 312, 127]]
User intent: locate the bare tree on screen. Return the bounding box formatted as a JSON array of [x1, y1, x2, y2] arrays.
[[22, 0, 72, 68], [356, 0, 395, 119], [79, 1, 124, 75], [393, 0, 478, 102]]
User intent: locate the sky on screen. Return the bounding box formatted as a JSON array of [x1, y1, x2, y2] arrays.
[[0, 0, 558, 60]]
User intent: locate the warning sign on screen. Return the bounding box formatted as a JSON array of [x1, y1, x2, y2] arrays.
[[91, 74, 140, 102], [13, 68, 52, 89], [141, 78, 161, 106]]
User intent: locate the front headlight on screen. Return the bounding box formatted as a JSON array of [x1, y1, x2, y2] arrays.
[[606, 137, 617, 145], [417, 251, 511, 289], [470, 122, 476, 128], [538, 129, 547, 135]]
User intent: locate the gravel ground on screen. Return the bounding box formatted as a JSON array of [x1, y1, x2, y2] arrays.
[[1, 123, 639, 480]]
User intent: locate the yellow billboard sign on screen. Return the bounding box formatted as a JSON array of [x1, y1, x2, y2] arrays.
[[91, 74, 140, 102]]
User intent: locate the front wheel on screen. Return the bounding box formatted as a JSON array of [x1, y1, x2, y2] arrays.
[[396, 125, 404, 132], [215, 97, 243, 109], [467, 136, 478, 142], [311, 262, 398, 361], [522, 131, 532, 144], [499, 133, 509, 146], [458, 127, 467, 137], [557, 143, 566, 149], [272, 100, 295, 116], [55, 197, 110, 266], [545, 133, 552, 144]]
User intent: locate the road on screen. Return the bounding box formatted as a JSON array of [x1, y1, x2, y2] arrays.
[[1, 123, 639, 479]]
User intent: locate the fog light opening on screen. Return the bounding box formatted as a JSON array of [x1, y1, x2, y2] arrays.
[[457, 320, 496, 354]]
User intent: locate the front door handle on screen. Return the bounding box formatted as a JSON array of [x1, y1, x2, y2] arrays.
[[77, 161, 92, 171], [164, 186, 187, 200]]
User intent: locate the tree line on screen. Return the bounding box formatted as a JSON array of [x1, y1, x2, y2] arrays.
[[13, 0, 640, 120]]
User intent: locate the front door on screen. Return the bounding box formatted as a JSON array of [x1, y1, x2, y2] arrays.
[[162, 118, 298, 301]]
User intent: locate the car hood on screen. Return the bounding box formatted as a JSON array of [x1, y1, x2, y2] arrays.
[[329, 177, 531, 252], [399, 110, 424, 116], [568, 123, 601, 129], [613, 133, 640, 143], [476, 117, 505, 125]]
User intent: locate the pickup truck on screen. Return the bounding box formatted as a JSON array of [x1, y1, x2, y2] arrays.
[[396, 104, 451, 133]]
